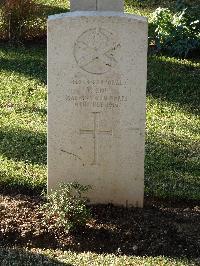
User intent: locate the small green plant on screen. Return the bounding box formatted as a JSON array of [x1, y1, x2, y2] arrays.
[[149, 5, 200, 57], [41, 182, 91, 232]]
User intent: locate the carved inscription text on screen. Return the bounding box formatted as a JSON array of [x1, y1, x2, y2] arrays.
[[66, 78, 129, 109]]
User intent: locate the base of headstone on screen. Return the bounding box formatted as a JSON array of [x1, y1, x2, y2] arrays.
[[48, 11, 148, 207]]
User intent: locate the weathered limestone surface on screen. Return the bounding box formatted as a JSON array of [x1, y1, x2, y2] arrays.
[[70, 0, 96, 11], [48, 11, 148, 207], [98, 0, 124, 11], [70, 0, 124, 12]]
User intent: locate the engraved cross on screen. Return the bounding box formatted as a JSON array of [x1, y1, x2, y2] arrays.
[[80, 112, 112, 165]]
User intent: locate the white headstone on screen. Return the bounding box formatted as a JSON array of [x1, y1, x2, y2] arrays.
[[48, 0, 148, 207]]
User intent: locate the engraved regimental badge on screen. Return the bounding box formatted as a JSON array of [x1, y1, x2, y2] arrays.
[[74, 27, 120, 74]]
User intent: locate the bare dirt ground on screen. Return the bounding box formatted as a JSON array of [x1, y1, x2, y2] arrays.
[[0, 193, 199, 261]]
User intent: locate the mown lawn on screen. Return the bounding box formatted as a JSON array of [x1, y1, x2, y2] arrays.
[[146, 56, 200, 199], [1, 247, 199, 266], [0, 44, 199, 199], [0, 44, 47, 194], [0, 1, 200, 265]]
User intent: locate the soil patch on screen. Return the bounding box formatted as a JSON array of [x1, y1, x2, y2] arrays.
[[0, 194, 199, 260]]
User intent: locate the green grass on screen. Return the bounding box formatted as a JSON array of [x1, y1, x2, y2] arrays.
[[146, 56, 200, 199], [125, 0, 200, 16], [1, 247, 199, 266], [0, 44, 47, 194], [0, 45, 199, 198]]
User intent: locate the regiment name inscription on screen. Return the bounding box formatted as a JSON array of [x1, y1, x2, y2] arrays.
[[67, 78, 130, 108]]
